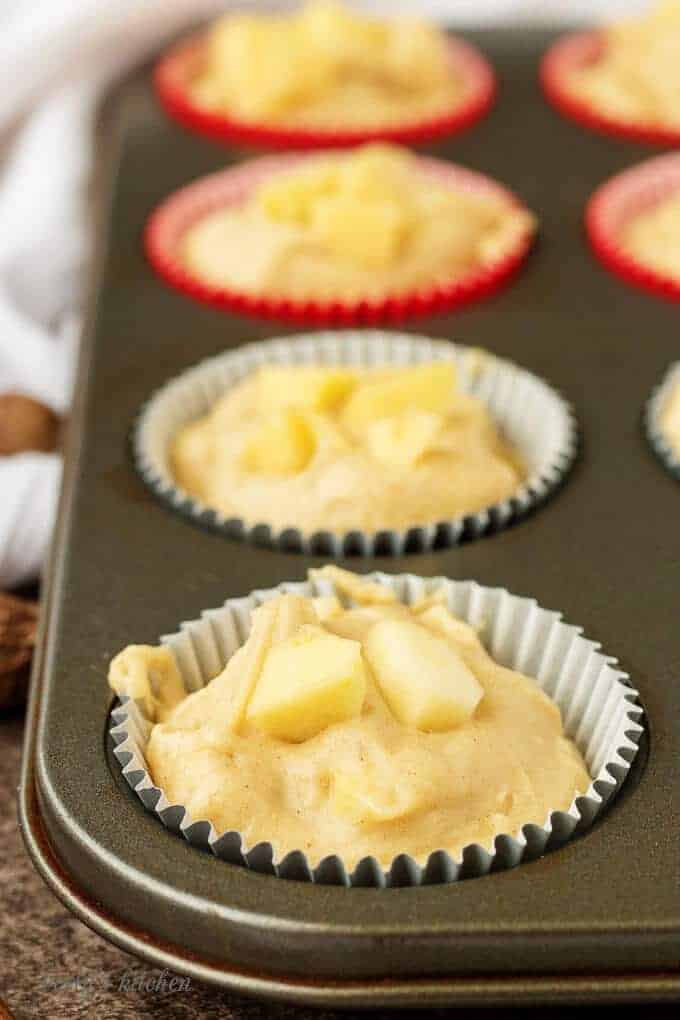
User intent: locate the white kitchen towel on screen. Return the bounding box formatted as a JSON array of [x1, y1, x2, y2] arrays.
[[0, 0, 637, 589]]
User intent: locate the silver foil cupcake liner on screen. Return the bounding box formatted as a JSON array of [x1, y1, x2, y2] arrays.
[[645, 362, 680, 481], [132, 330, 578, 556], [110, 571, 643, 888]]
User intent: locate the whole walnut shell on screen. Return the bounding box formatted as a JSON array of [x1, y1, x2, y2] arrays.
[[0, 393, 60, 455], [0, 591, 38, 709]]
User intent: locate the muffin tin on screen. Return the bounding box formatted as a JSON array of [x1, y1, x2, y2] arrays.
[[18, 27, 680, 1007]]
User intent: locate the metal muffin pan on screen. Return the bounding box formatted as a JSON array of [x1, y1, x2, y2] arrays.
[[19, 28, 680, 1007]]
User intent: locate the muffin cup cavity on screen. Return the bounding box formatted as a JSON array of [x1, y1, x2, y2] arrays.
[[586, 153, 680, 301], [144, 153, 534, 325], [541, 31, 680, 146], [132, 330, 577, 556], [154, 32, 496, 151], [110, 571, 643, 887], [645, 361, 680, 479]]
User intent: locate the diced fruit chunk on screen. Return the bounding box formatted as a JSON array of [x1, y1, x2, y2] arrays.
[[311, 595, 343, 622], [256, 365, 356, 412], [341, 363, 456, 434], [364, 619, 483, 732], [416, 604, 481, 650], [365, 410, 443, 467], [310, 565, 397, 604], [258, 163, 338, 225], [324, 604, 410, 643], [339, 144, 412, 204], [224, 595, 318, 734], [312, 194, 409, 267], [242, 410, 315, 475], [333, 769, 413, 823], [246, 625, 367, 742]]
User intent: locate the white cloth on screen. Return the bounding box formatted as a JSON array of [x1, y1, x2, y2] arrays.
[[0, 0, 639, 588]]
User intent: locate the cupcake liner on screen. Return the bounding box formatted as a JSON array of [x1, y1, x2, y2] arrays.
[[586, 153, 680, 301], [109, 570, 643, 887], [541, 31, 680, 147], [644, 361, 680, 479], [132, 330, 577, 556], [144, 153, 534, 325], [154, 31, 496, 150]]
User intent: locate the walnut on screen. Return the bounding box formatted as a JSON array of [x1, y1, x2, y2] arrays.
[[0, 394, 60, 455], [0, 592, 38, 709]]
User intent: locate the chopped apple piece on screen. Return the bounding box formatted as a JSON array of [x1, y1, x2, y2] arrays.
[[339, 144, 413, 204], [311, 595, 343, 622], [271, 592, 319, 643], [364, 619, 483, 732], [365, 410, 443, 467], [108, 645, 185, 722], [258, 163, 338, 226], [333, 769, 414, 823], [256, 365, 356, 412], [246, 624, 367, 742], [223, 594, 317, 734], [324, 604, 410, 643], [340, 363, 456, 434], [417, 604, 482, 650], [310, 565, 397, 605], [242, 410, 315, 475], [312, 194, 409, 267]]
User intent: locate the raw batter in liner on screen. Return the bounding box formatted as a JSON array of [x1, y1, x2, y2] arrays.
[[170, 359, 525, 534], [566, 2, 680, 130], [109, 567, 590, 870], [192, 0, 466, 130], [620, 194, 680, 282], [181, 144, 535, 303]]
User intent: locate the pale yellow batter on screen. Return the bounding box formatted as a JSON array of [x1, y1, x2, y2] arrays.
[[567, 2, 680, 129], [621, 193, 680, 281], [660, 376, 680, 455], [182, 144, 535, 303], [170, 359, 524, 535], [109, 567, 590, 869], [191, 0, 463, 129]]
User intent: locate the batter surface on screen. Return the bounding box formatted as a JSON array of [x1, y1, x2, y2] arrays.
[[620, 193, 680, 281], [567, 2, 680, 129], [182, 144, 534, 302], [170, 359, 525, 534], [109, 567, 590, 870], [191, 0, 464, 130]]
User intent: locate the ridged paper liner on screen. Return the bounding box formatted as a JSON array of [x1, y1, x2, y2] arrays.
[[144, 153, 535, 325], [110, 571, 643, 887], [586, 153, 680, 301], [132, 330, 577, 556], [645, 361, 680, 480], [154, 31, 496, 150], [541, 31, 680, 147]]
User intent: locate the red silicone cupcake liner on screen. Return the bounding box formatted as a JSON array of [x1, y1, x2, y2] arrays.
[[154, 32, 496, 151], [586, 152, 680, 302], [541, 31, 680, 148], [144, 153, 535, 326]]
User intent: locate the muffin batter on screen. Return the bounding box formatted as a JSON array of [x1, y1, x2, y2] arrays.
[[170, 360, 525, 534], [660, 376, 680, 455], [620, 193, 680, 281], [109, 567, 590, 869], [182, 145, 535, 302], [567, 2, 680, 129], [192, 0, 463, 129]]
